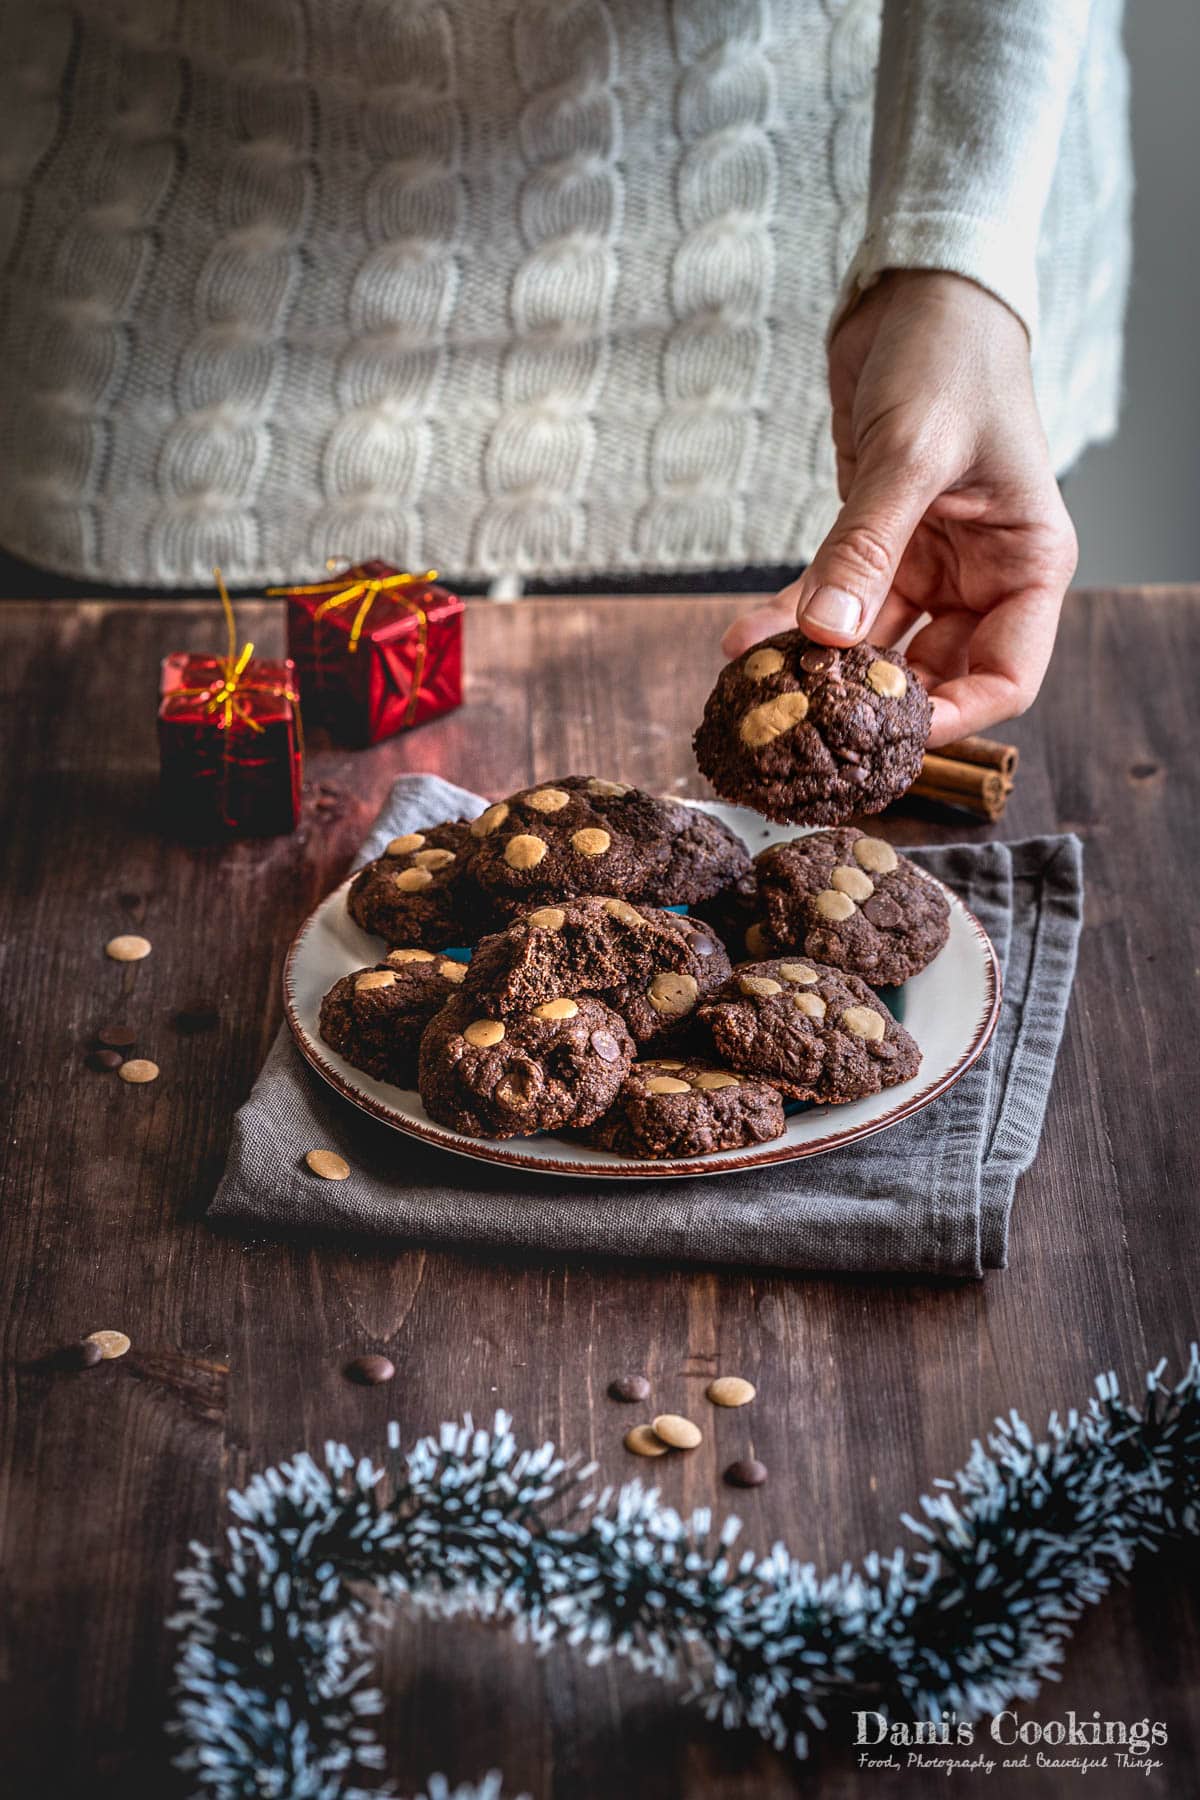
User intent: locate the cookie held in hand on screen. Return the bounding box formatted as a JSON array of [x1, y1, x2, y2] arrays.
[[754, 827, 950, 985], [697, 957, 921, 1103], [693, 632, 930, 825], [417, 989, 634, 1138], [319, 950, 467, 1088], [578, 1055, 785, 1159]]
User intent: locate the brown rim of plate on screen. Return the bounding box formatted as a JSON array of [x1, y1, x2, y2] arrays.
[[281, 858, 1002, 1184]]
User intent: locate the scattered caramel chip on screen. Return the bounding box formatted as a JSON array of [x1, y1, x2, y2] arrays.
[[739, 974, 782, 998], [394, 867, 433, 892], [624, 1424, 669, 1458], [524, 787, 571, 813], [85, 1329, 131, 1360], [814, 888, 856, 922], [645, 1075, 691, 1095], [533, 997, 579, 1020], [743, 646, 785, 680], [867, 658, 907, 699], [105, 934, 151, 962], [504, 834, 548, 870], [386, 832, 425, 856], [692, 1071, 740, 1090], [118, 1058, 159, 1084], [652, 1413, 702, 1449], [707, 1376, 756, 1407], [464, 1019, 506, 1048], [647, 971, 699, 1016], [588, 779, 628, 796], [738, 690, 809, 749], [744, 922, 774, 958], [438, 959, 467, 983], [602, 898, 642, 925], [388, 947, 436, 965], [470, 802, 510, 837], [831, 865, 874, 901], [794, 991, 827, 1020], [355, 970, 396, 992], [412, 847, 456, 871], [778, 962, 818, 985], [843, 1004, 886, 1041], [306, 1148, 350, 1180], [527, 906, 566, 930], [853, 836, 899, 875], [572, 827, 611, 857]]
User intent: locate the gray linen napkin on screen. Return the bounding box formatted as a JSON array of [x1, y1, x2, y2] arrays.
[[209, 776, 1083, 1277]]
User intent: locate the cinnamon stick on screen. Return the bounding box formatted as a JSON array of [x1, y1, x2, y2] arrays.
[[936, 734, 1019, 778], [909, 756, 1009, 820]]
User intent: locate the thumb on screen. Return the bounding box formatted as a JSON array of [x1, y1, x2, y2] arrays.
[[792, 454, 937, 644]]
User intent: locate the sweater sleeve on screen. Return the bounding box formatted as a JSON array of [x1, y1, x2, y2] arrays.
[[833, 0, 1094, 343]]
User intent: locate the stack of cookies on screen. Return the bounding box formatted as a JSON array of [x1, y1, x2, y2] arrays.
[[318, 775, 951, 1159]]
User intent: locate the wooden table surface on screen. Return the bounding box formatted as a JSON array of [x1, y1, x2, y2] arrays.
[[2, 589, 1198, 1800]]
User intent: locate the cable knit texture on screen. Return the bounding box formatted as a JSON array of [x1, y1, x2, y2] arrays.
[[0, 0, 1130, 587]]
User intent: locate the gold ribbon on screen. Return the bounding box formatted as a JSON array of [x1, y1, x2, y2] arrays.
[[269, 563, 438, 726], [163, 569, 303, 752]]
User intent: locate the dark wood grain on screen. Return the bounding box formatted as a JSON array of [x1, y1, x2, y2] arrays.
[[1, 590, 1198, 1800]]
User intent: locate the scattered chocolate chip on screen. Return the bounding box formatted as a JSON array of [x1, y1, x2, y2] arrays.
[[346, 1354, 395, 1386], [591, 1030, 623, 1062], [725, 1458, 768, 1488], [64, 1339, 105, 1369], [799, 645, 836, 674], [609, 1375, 651, 1403], [96, 1023, 136, 1048], [87, 1049, 125, 1072], [175, 1000, 220, 1034]]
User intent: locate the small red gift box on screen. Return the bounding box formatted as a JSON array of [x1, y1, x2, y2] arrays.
[[158, 650, 302, 837], [277, 561, 464, 747]]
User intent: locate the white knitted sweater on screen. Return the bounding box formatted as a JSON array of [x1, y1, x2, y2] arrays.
[[0, 0, 1130, 588]]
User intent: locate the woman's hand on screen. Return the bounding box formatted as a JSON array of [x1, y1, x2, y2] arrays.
[[723, 271, 1077, 747]]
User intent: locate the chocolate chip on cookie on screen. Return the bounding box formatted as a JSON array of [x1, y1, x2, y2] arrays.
[[319, 952, 468, 1087], [696, 956, 921, 1102], [417, 989, 635, 1138], [693, 632, 930, 825], [578, 1054, 785, 1159], [462, 896, 730, 1051], [347, 819, 480, 949], [753, 827, 950, 985]]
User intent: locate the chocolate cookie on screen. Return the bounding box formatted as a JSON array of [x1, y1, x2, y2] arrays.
[[697, 957, 921, 1102], [347, 820, 477, 948], [694, 870, 781, 962], [579, 1055, 785, 1159], [466, 777, 750, 915], [753, 828, 950, 985], [417, 989, 634, 1138], [649, 802, 753, 905], [693, 632, 930, 825], [318, 949, 468, 1087], [463, 896, 730, 1051]]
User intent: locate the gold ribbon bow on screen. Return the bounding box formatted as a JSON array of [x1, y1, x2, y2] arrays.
[[269, 562, 439, 726], [164, 569, 302, 746]]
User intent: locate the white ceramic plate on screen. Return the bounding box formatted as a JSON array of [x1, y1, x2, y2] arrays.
[[283, 801, 1001, 1181]]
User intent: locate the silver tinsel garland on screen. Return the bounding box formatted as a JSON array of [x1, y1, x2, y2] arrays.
[[169, 1351, 1200, 1799]]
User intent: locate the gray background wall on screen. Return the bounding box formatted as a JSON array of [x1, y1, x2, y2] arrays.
[[1071, 1, 1200, 585]]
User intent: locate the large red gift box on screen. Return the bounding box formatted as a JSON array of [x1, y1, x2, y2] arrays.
[[158, 651, 302, 837], [278, 561, 464, 747]]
